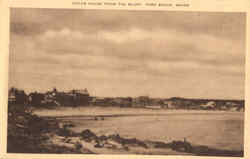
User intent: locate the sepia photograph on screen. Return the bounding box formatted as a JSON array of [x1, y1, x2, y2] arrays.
[[8, 8, 246, 157]]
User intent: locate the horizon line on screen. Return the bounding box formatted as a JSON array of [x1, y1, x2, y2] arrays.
[[8, 86, 245, 101]]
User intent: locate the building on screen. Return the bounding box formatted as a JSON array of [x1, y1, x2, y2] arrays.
[[67, 88, 90, 106], [8, 88, 28, 105], [132, 96, 150, 107], [200, 101, 216, 110], [112, 97, 132, 107]]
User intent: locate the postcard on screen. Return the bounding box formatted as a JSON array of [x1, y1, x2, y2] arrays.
[[0, 0, 249, 159]]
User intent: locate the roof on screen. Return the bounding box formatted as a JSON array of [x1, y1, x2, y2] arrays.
[[71, 88, 89, 95]]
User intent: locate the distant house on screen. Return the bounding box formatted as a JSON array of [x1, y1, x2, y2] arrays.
[[150, 98, 163, 106], [68, 88, 90, 106], [41, 88, 91, 107], [161, 100, 176, 109], [8, 90, 16, 104], [201, 101, 216, 110], [28, 92, 45, 106], [113, 97, 132, 107], [167, 97, 186, 109], [132, 96, 150, 107], [225, 102, 238, 108], [73, 89, 89, 96], [229, 107, 238, 111], [43, 88, 58, 106], [145, 105, 161, 109], [90, 97, 108, 106], [238, 106, 244, 112], [8, 88, 28, 105]]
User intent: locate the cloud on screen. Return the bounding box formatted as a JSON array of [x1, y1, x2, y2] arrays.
[[41, 28, 84, 40], [34, 26, 245, 71], [9, 9, 246, 99], [10, 9, 246, 40]]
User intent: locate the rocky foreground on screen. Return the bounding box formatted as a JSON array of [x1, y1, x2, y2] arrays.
[[8, 110, 192, 155], [8, 107, 243, 157]]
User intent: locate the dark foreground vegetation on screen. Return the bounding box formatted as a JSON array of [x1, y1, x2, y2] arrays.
[[8, 102, 92, 153]]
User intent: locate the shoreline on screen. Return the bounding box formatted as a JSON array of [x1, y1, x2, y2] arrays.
[[8, 105, 244, 156], [34, 106, 244, 118]]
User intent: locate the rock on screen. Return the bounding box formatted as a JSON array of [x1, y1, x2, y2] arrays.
[[65, 138, 71, 143], [99, 135, 108, 141], [94, 142, 104, 148], [171, 140, 192, 152], [108, 134, 148, 148], [63, 123, 75, 128], [57, 127, 76, 137], [106, 140, 123, 149], [152, 141, 171, 148], [74, 141, 83, 150], [123, 145, 129, 151], [80, 129, 97, 142]]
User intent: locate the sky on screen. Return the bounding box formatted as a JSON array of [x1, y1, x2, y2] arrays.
[[9, 8, 246, 99]]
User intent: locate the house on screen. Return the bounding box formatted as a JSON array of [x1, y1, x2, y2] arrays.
[[42, 88, 91, 107], [28, 92, 45, 106], [90, 97, 109, 106], [8, 88, 29, 105], [8, 90, 16, 104], [112, 97, 132, 107], [161, 100, 176, 109], [145, 105, 161, 109], [200, 101, 216, 110], [132, 96, 150, 107], [68, 88, 90, 106]]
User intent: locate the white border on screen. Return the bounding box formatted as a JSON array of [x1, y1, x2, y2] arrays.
[[1, 0, 249, 159]]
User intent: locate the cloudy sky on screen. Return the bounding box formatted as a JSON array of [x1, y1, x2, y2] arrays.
[[9, 8, 246, 99]]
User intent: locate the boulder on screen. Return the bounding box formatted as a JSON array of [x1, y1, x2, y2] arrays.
[[171, 140, 192, 152], [80, 129, 98, 142]]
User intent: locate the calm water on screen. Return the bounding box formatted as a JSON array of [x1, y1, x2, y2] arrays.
[[59, 112, 244, 151]]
